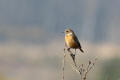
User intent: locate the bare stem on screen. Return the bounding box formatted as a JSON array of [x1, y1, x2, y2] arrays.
[[62, 53, 66, 80], [62, 48, 97, 80]]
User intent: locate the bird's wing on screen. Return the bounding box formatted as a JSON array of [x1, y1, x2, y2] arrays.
[[74, 35, 82, 48]]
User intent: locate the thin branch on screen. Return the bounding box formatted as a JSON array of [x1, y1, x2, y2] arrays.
[[82, 58, 97, 80], [62, 48, 97, 80], [62, 49, 66, 80]]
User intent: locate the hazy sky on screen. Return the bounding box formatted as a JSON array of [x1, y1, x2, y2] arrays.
[[0, 0, 120, 44]]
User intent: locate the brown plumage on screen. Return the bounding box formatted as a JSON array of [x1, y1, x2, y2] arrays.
[[64, 28, 84, 66]]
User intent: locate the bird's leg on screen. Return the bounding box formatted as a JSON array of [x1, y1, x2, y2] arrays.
[[67, 48, 70, 51], [67, 48, 71, 54], [67, 48, 77, 67]]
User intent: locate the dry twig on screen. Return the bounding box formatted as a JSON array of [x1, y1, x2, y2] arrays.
[[62, 48, 97, 80], [62, 49, 66, 80]]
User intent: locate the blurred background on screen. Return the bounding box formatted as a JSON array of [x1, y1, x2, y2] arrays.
[[0, 0, 120, 80]]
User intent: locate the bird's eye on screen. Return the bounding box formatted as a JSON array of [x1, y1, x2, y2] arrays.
[[66, 31, 69, 32]]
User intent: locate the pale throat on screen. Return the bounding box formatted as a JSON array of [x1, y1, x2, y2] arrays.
[[67, 32, 73, 36]]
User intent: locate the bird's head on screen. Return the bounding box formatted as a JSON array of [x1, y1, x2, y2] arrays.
[[64, 28, 74, 36]]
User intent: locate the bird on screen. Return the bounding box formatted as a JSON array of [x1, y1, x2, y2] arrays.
[[64, 28, 84, 66]]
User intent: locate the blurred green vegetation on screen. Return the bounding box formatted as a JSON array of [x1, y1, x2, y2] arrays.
[[99, 58, 120, 80]]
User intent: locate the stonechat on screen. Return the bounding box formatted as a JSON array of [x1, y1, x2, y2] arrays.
[[64, 28, 84, 66]]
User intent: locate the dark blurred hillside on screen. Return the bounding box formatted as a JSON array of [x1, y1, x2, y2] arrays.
[[0, 0, 120, 43], [99, 58, 120, 80]]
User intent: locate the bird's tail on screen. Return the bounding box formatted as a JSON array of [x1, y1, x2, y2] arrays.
[[79, 48, 84, 53], [70, 54, 77, 67]]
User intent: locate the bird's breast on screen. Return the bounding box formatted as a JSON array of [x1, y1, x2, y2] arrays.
[[65, 35, 77, 48]]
